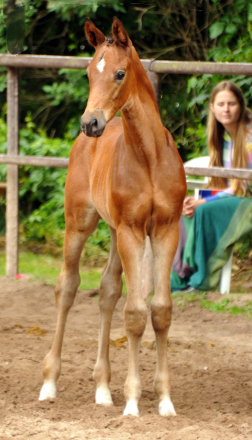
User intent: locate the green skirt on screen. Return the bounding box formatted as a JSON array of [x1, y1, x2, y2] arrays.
[[171, 196, 252, 291]]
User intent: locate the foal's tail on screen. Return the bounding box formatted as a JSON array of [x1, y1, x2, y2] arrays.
[[141, 236, 154, 299]]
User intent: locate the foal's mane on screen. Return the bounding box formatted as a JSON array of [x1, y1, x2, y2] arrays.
[[105, 36, 114, 45]]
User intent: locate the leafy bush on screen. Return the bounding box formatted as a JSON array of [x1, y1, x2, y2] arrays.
[[1, 0, 252, 257], [0, 114, 111, 255], [0, 115, 69, 244]]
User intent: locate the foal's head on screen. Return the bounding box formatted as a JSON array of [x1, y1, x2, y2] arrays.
[[81, 17, 135, 137]]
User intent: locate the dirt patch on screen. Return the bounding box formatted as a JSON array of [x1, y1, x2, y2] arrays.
[[1, 276, 252, 439]]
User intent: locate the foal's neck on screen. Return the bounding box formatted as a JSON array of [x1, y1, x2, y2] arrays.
[[121, 87, 166, 162], [121, 50, 167, 158]]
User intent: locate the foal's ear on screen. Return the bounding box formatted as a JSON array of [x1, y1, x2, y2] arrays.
[[85, 18, 106, 48], [112, 17, 130, 48]]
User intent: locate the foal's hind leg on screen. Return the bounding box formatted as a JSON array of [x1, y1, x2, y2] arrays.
[[93, 226, 123, 406], [39, 213, 99, 400], [150, 224, 179, 416]]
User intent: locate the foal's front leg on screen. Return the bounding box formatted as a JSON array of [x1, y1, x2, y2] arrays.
[[150, 226, 178, 416], [93, 227, 123, 406], [39, 213, 99, 400], [117, 227, 147, 416]]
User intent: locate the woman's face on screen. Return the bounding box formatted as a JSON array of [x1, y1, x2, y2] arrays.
[[210, 90, 241, 129]]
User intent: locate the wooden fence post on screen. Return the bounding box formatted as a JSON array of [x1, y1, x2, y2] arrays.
[[6, 67, 19, 278]]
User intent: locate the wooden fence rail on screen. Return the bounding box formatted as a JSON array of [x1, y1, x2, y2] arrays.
[[0, 154, 69, 168], [1, 54, 252, 277], [1, 54, 252, 75], [2, 154, 252, 180]]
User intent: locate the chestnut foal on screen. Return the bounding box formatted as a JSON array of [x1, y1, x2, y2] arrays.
[[39, 17, 186, 417]]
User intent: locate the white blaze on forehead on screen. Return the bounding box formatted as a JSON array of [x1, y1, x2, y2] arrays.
[[97, 57, 105, 73]]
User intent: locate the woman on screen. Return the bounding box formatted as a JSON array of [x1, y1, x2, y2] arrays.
[[171, 80, 252, 292]]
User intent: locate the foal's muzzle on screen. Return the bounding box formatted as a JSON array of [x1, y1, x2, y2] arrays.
[[81, 109, 107, 137]]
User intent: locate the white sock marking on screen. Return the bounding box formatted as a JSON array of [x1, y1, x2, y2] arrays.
[[123, 400, 139, 417], [95, 386, 113, 406], [159, 397, 176, 417], [39, 381, 57, 401]]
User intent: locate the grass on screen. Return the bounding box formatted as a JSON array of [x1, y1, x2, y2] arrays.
[[1, 251, 251, 318], [173, 291, 252, 319], [201, 296, 252, 319], [172, 292, 199, 310], [0, 250, 127, 292], [0, 251, 103, 290]]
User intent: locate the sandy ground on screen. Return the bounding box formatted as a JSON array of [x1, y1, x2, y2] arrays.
[[1, 276, 252, 439]]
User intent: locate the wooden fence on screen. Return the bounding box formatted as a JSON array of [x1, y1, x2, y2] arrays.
[[1, 54, 252, 278]]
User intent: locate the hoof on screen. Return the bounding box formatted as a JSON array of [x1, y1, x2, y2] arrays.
[[159, 398, 176, 417], [123, 400, 139, 417], [95, 387, 113, 406], [39, 381, 57, 401]]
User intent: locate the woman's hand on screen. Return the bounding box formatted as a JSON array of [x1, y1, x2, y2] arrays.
[[183, 196, 206, 218]]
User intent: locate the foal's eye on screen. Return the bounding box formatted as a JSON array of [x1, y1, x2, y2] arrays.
[[115, 71, 125, 81]]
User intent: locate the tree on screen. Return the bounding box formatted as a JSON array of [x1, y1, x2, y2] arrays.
[[0, 0, 252, 149], [1, 0, 252, 243]]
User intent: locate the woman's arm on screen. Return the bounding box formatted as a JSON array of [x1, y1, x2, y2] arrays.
[[183, 190, 233, 218], [183, 196, 206, 218]]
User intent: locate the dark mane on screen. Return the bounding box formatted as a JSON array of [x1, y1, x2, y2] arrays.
[[105, 36, 114, 45]]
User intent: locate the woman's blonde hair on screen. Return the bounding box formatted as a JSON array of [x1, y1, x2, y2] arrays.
[[207, 80, 252, 196]]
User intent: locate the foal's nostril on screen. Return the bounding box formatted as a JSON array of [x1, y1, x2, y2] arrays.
[[81, 110, 106, 137], [91, 116, 98, 131], [81, 116, 99, 136]]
